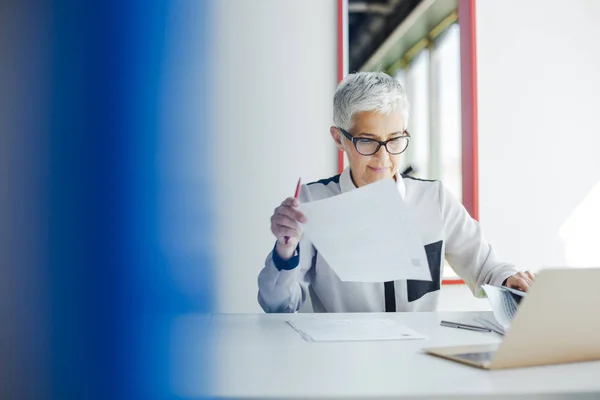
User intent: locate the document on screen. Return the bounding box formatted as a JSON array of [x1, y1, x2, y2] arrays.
[[298, 178, 431, 282], [478, 284, 527, 334], [287, 318, 426, 342]]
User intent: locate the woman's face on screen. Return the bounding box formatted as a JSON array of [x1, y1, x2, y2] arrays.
[[330, 110, 406, 188]]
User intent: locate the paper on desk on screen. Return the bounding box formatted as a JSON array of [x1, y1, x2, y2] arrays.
[[481, 284, 513, 332], [287, 318, 426, 342], [298, 178, 431, 282]]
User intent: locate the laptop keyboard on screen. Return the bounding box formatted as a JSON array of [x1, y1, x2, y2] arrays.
[[454, 351, 496, 364]]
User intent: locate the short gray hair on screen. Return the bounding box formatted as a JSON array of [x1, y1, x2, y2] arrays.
[[333, 71, 409, 131]]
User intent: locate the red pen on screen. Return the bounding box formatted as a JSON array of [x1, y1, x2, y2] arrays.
[[285, 177, 302, 245]]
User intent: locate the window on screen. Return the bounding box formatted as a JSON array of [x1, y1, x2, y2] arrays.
[[433, 24, 462, 202], [392, 22, 463, 281], [404, 49, 430, 180]]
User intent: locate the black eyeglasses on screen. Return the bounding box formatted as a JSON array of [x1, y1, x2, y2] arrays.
[[338, 127, 411, 156]]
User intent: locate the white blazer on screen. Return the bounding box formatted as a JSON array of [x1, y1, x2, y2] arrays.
[[257, 168, 517, 313]]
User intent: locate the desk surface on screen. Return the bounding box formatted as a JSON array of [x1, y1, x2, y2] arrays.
[[172, 311, 600, 399]]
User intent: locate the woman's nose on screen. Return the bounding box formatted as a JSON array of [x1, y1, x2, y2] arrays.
[[373, 144, 389, 159]]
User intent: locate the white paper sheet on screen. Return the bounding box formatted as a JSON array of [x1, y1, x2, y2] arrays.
[[287, 318, 426, 342], [481, 284, 520, 332], [298, 178, 431, 282]]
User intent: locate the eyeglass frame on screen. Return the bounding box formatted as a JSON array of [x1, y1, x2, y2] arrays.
[[338, 127, 411, 156]]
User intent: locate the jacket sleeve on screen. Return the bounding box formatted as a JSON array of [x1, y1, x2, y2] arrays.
[[257, 185, 316, 312], [440, 182, 518, 297]]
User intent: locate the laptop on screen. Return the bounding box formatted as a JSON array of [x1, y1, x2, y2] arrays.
[[425, 268, 600, 369]]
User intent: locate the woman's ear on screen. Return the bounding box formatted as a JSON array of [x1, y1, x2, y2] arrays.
[[330, 126, 345, 152]]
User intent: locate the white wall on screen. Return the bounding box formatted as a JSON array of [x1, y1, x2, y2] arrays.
[[476, 0, 600, 271], [212, 0, 339, 313]]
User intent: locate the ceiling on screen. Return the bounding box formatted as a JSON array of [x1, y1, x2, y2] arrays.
[[348, 0, 423, 72]]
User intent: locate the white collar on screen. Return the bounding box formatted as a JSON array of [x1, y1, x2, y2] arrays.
[[339, 167, 406, 199]]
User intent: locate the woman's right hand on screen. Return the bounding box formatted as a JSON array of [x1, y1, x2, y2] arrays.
[[271, 197, 307, 260]]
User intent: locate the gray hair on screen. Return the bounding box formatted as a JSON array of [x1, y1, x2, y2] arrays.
[[333, 71, 409, 131]]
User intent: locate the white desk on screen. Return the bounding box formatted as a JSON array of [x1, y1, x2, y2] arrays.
[[172, 311, 600, 399]]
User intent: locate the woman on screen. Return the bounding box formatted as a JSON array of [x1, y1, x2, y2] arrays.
[[258, 71, 534, 313]]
